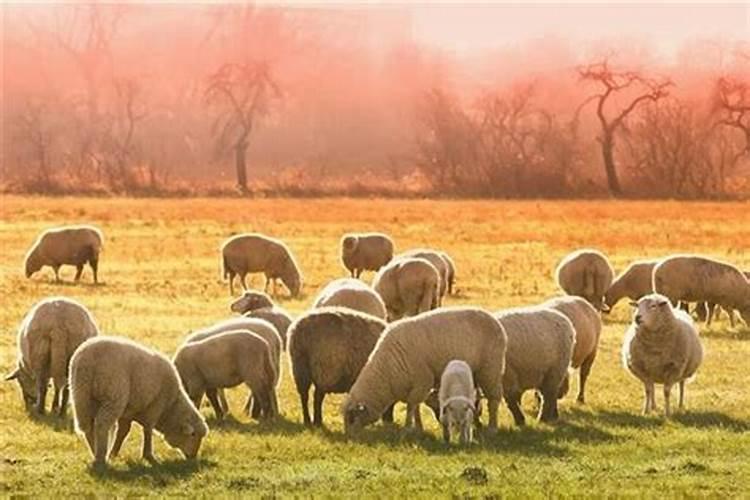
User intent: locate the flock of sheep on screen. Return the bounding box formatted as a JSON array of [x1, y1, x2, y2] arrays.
[[6, 224, 750, 468]]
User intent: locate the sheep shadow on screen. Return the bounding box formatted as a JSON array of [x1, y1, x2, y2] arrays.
[[207, 414, 308, 437], [566, 407, 665, 429], [27, 410, 76, 433], [671, 411, 750, 431], [88, 457, 216, 484], [699, 326, 750, 341]]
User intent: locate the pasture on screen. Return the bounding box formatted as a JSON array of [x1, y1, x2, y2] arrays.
[[1, 196, 749, 496]]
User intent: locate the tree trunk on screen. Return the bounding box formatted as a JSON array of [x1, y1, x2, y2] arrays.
[[235, 140, 249, 194], [601, 132, 623, 197]]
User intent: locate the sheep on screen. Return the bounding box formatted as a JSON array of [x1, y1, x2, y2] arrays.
[[174, 330, 278, 421], [541, 296, 601, 404], [341, 307, 507, 434], [399, 249, 450, 301], [186, 317, 282, 418], [221, 233, 302, 297], [555, 249, 615, 311], [230, 290, 293, 348], [694, 273, 750, 326], [69, 336, 208, 467], [495, 307, 576, 425], [341, 232, 394, 278], [604, 259, 658, 311], [24, 225, 103, 283], [438, 360, 476, 445], [622, 293, 703, 416], [372, 257, 440, 321], [288, 307, 393, 427], [439, 251, 457, 295], [5, 297, 99, 416], [653, 255, 750, 326], [312, 278, 387, 320]]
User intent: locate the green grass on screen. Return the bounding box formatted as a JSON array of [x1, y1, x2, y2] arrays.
[[1, 196, 749, 496]]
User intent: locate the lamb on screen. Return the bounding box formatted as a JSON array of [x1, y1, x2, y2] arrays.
[[341, 232, 394, 278], [221, 233, 302, 297], [230, 290, 293, 348], [341, 307, 507, 434], [541, 296, 601, 404], [653, 255, 750, 326], [437, 360, 476, 445], [312, 278, 387, 320], [24, 225, 103, 283], [69, 336, 208, 467], [288, 307, 392, 426], [555, 249, 615, 311], [399, 249, 450, 301], [604, 259, 658, 311], [372, 257, 440, 321], [5, 297, 99, 416], [174, 330, 278, 420], [186, 317, 282, 418], [439, 251, 457, 295], [622, 293, 703, 416], [495, 307, 576, 425]]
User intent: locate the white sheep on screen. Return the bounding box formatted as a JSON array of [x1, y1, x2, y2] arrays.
[[221, 233, 302, 297], [541, 296, 601, 404], [398, 249, 450, 301], [342, 307, 507, 434], [24, 225, 103, 283], [69, 336, 208, 467], [439, 251, 457, 295], [5, 297, 99, 416], [372, 257, 440, 321], [229, 290, 293, 348], [495, 306, 576, 425], [174, 330, 278, 420], [340, 232, 394, 278], [313, 278, 387, 320], [555, 249, 615, 311], [622, 293, 703, 416], [653, 255, 750, 326], [438, 360, 476, 445]]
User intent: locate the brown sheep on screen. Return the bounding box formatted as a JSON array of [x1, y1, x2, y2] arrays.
[[25, 225, 103, 283], [341, 232, 394, 278]]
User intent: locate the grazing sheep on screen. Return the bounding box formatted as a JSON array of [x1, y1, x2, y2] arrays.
[[439, 251, 457, 295], [313, 278, 387, 320], [495, 307, 576, 425], [221, 233, 302, 297], [186, 317, 282, 418], [399, 249, 450, 301], [174, 330, 278, 420], [70, 336, 208, 467], [438, 360, 476, 445], [5, 297, 99, 416], [372, 257, 440, 321], [24, 225, 103, 283], [288, 307, 392, 427], [341, 232, 394, 278], [604, 259, 658, 311], [230, 290, 293, 348], [341, 307, 507, 434], [653, 255, 750, 326], [542, 296, 601, 404], [622, 294, 703, 416], [555, 249, 615, 311]]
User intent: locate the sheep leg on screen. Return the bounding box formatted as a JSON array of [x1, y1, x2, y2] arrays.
[[206, 388, 224, 420], [414, 405, 423, 431], [240, 274, 249, 291], [728, 309, 736, 328], [663, 384, 672, 417], [218, 389, 229, 414], [53, 265, 61, 283], [577, 352, 597, 404], [539, 389, 559, 423], [89, 257, 99, 284], [381, 403, 395, 424], [313, 388, 325, 427], [109, 419, 132, 460], [142, 426, 157, 463], [34, 370, 49, 415], [460, 421, 472, 445], [505, 391, 526, 426], [678, 380, 686, 409], [74, 264, 84, 282], [442, 422, 451, 443], [58, 385, 70, 416], [405, 403, 423, 431], [643, 383, 654, 414], [228, 272, 235, 295], [51, 386, 61, 414], [706, 303, 715, 326], [299, 386, 311, 426], [93, 401, 123, 467]]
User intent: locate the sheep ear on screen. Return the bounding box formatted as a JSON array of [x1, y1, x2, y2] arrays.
[[182, 422, 195, 436], [600, 303, 611, 313], [5, 368, 20, 381], [628, 300, 638, 308]]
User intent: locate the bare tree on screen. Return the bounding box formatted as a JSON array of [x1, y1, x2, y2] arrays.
[[578, 59, 672, 197], [713, 76, 750, 155], [205, 61, 281, 194], [11, 99, 58, 188]]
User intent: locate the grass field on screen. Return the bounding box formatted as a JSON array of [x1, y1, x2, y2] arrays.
[[1, 196, 749, 497]]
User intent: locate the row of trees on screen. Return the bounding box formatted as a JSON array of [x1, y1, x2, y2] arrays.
[[3, 4, 749, 198]]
